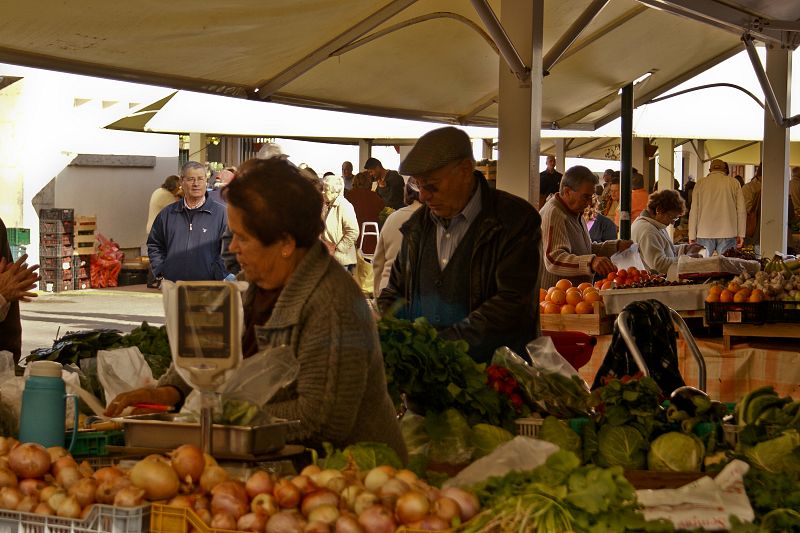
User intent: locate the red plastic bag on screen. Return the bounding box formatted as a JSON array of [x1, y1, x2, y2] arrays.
[[90, 234, 124, 288]]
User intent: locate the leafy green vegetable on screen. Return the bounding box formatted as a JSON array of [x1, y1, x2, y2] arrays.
[[743, 429, 800, 474], [597, 424, 647, 470], [425, 409, 473, 465], [320, 442, 403, 471], [470, 424, 513, 459], [539, 416, 582, 457], [647, 432, 704, 472], [742, 467, 800, 527], [594, 377, 665, 440]]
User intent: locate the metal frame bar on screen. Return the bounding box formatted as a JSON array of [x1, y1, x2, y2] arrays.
[[256, 0, 418, 97], [742, 34, 800, 128], [543, 0, 609, 75], [470, 0, 530, 82]]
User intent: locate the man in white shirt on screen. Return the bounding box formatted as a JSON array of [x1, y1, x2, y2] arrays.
[[688, 159, 746, 255]]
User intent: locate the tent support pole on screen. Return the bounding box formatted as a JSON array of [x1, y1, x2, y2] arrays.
[[619, 83, 633, 240], [742, 35, 800, 128], [543, 0, 608, 74], [470, 0, 530, 82]]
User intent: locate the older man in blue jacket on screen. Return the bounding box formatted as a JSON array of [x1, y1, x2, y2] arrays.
[[147, 161, 229, 282]]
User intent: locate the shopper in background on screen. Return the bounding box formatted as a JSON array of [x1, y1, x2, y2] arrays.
[[616, 170, 649, 227], [584, 195, 617, 243], [790, 166, 800, 225], [107, 157, 406, 460], [208, 167, 237, 205], [344, 172, 384, 257], [689, 158, 746, 255], [341, 161, 355, 191], [539, 154, 562, 209], [741, 164, 762, 250], [602, 176, 620, 222], [632, 190, 703, 277], [147, 161, 229, 282], [0, 216, 39, 363], [372, 177, 422, 297], [322, 174, 359, 272], [145, 175, 182, 236], [364, 157, 405, 210]]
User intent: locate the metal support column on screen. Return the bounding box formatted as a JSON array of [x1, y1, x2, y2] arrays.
[[760, 45, 791, 256], [656, 138, 675, 191], [619, 83, 633, 240]]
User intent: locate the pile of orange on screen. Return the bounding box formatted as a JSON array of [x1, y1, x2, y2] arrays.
[[705, 281, 766, 303], [539, 279, 603, 315]]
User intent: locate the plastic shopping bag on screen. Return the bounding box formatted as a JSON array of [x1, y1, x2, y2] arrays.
[[609, 242, 647, 271], [97, 346, 156, 407]]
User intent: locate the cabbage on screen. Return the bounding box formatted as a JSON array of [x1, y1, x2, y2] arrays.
[[744, 429, 800, 474], [399, 412, 430, 456], [470, 424, 513, 459], [538, 416, 582, 457], [425, 409, 474, 465], [321, 442, 403, 470], [647, 432, 705, 472], [597, 425, 647, 470]]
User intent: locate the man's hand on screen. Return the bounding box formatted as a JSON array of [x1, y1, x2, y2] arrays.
[[104, 386, 180, 417], [324, 240, 336, 254], [736, 236, 744, 248], [616, 240, 633, 252], [591, 256, 616, 276], [0, 254, 39, 303]]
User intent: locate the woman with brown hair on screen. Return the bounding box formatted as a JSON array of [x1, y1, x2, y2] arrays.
[[631, 189, 704, 276]]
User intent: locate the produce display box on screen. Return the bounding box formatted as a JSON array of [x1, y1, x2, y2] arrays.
[[150, 504, 228, 533], [9, 244, 26, 261], [40, 220, 75, 235], [6, 226, 31, 246], [705, 301, 767, 325], [41, 233, 75, 246], [41, 266, 74, 281], [70, 429, 126, 457], [540, 301, 611, 336], [0, 503, 150, 533], [39, 208, 75, 221], [75, 215, 97, 231], [41, 255, 74, 270], [599, 284, 707, 315], [766, 300, 800, 323], [40, 243, 74, 258], [39, 277, 75, 293], [75, 277, 91, 290]]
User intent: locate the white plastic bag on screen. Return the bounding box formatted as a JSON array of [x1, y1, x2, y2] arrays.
[[610, 242, 647, 271], [526, 336, 583, 380], [0, 351, 22, 433], [97, 347, 156, 407]]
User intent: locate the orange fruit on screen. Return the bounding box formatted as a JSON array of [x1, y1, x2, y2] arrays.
[[708, 285, 723, 297], [547, 286, 558, 295], [539, 300, 549, 310], [733, 291, 749, 303], [719, 289, 734, 303], [736, 287, 752, 298], [550, 289, 567, 305], [555, 279, 573, 291], [543, 302, 561, 314], [565, 291, 583, 306], [560, 304, 576, 314], [539, 288, 547, 303], [584, 291, 603, 304], [727, 282, 740, 293], [582, 286, 599, 297], [575, 301, 594, 314], [705, 292, 720, 303], [577, 282, 593, 292], [749, 289, 765, 302], [601, 280, 614, 290]]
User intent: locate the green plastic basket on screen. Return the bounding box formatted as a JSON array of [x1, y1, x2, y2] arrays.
[[68, 430, 125, 457]]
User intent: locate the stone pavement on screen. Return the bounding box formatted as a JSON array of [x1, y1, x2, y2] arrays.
[[19, 284, 165, 357]]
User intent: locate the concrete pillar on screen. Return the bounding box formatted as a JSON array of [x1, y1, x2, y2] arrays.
[[554, 138, 566, 174], [482, 138, 494, 160], [398, 145, 413, 169], [694, 140, 706, 181], [358, 139, 373, 171], [496, 0, 543, 204], [632, 137, 646, 189], [760, 46, 791, 255], [188, 132, 207, 164], [656, 138, 674, 191]]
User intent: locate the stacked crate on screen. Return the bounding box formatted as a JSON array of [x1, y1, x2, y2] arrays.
[[39, 208, 74, 292], [5, 227, 30, 261], [73, 216, 95, 289]]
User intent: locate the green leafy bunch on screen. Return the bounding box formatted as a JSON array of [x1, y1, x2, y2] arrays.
[[593, 376, 665, 440]]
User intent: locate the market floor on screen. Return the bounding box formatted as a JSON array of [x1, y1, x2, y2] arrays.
[[19, 284, 165, 357]]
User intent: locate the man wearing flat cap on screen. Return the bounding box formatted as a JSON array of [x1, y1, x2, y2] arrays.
[[688, 159, 746, 255], [378, 127, 542, 363]]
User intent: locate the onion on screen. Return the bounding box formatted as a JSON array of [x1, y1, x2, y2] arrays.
[[51, 456, 78, 477], [19, 478, 46, 498], [46, 447, 69, 463], [200, 465, 228, 493], [353, 492, 379, 516], [78, 460, 94, 479], [0, 468, 16, 489], [204, 454, 218, 468], [34, 502, 54, 516], [290, 475, 315, 495], [48, 490, 67, 511], [334, 514, 365, 533], [301, 489, 339, 518], [210, 512, 237, 530], [68, 477, 97, 507], [56, 466, 82, 489], [96, 477, 132, 505], [266, 510, 307, 533], [305, 521, 331, 533], [245, 470, 274, 499], [308, 505, 339, 525], [8, 443, 51, 479], [439, 487, 479, 521], [251, 493, 279, 516], [377, 478, 409, 508], [0, 437, 18, 456], [194, 494, 210, 511], [432, 496, 460, 523], [130, 455, 180, 501], [195, 508, 212, 525], [315, 470, 343, 490], [395, 491, 429, 525], [39, 485, 59, 503], [171, 444, 205, 485], [300, 465, 321, 478], [340, 485, 363, 511], [56, 494, 82, 518], [408, 515, 449, 531], [274, 479, 301, 509], [357, 505, 395, 533], [211, 481, 249, 519], [394, 470, 418, 486], [167, 495, 195, 508], [363, 469, 391, 493], [0, 487, 22, 510], [17, 495, 37, 513], [93, 466, 124, 484], [114, 486, 145, 508], [237, 512, 268, 532]]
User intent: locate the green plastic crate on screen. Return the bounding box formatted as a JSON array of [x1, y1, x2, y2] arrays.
[[6, 227, 30, 246], [68, 430, 125, 457]]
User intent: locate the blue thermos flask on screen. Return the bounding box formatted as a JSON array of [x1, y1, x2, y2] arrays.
[[18, 361, 79, 451]]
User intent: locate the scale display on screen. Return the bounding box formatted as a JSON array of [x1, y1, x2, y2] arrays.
[[177, 284, 235, 359]]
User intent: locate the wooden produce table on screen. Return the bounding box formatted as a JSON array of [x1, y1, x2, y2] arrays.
[[577, 335, 800, 402], [722, 322, 800, 350]]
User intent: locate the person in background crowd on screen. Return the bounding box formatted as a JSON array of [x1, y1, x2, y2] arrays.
[[208, 167, 236, 205], [734, 174, 745, 188], [602, 176, 620, 222], [0, 216, 39, 363], [145, 174, 183, 288], [147, 161, 230, 282], [632, 190, 704, 277], [372, 177, 422, 297], [107, 157, 406, 460], [689, 159, 746, 255], [540, 166, 632, 289], [741, 164, 762, 250], [378, 127, 542, 363], [624, 170, 650, 226], [364, 157, 405, 210], [598, 168, 614, 197], [344, 172, 384, 257], [322, 174, 359, 272], [342, 161, 355, 191], [790, 166, 800, 225], [539, 154, 562, 208], [322, 171, 335, 178], [584, 195, 617, 243]]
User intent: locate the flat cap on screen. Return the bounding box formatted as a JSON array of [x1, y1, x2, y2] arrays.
[[709, 159, 727, 171], [399, 127, 473, 175]]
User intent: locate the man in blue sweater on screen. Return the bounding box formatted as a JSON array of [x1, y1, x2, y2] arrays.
[[147, 161, 229, 282]]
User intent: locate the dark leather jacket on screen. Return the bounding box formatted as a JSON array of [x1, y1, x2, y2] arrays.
[[378, 174, 542, 362]]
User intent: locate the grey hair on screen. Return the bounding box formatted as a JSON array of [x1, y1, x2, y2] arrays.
[[560, 165, 598, 192], [322, 174, 344, 195], [180, 161, 205, 177]]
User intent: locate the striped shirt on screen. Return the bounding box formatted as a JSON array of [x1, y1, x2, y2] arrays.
[[430, 185, 482, 269]]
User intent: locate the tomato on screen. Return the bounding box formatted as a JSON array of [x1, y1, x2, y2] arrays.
[[606, 272, 616, 281], [616, 269, 628, 278]]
